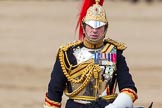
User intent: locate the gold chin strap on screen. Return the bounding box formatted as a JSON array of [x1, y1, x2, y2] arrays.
[[82, 24, 107, 47]]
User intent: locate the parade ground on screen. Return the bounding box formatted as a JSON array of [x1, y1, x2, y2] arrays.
[[0, 1, 162, 108]]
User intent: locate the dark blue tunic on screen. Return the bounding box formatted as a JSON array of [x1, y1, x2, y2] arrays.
[[46, 41, 137, 108]]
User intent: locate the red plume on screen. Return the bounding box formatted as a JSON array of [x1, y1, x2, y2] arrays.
[[76, 0, 104, 40]]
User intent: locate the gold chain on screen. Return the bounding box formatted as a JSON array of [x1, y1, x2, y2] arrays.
[[64, 65, 94, 97], [58, 40, 101, 97], [59, 49, 95, 84]]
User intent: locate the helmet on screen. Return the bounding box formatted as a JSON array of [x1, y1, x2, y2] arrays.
[[76, 0, 108, 40]]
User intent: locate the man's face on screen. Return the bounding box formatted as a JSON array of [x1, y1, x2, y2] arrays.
[[85, 24, 105, 44]]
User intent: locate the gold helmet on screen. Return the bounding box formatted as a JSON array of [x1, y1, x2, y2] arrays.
[[76, 0, 108, 40], [83, 0, 107, 29]]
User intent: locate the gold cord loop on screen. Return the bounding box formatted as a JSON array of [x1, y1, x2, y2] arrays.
[[58, 41, 103, 97]]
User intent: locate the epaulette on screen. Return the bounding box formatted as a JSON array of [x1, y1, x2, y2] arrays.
[[55, 40, 82, 58], [105, 38, 127, 50], [60, 40, 82, 52]]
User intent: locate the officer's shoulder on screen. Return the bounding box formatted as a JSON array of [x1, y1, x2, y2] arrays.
[[104, 38, 127, 50], [59, 40, 82, 51]]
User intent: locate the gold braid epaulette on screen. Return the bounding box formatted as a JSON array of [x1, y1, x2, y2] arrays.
[[105, 38, 127, 50], [60, 40, 82, 52], [56, 40, 82, 61], [58, 40, 82, 72]]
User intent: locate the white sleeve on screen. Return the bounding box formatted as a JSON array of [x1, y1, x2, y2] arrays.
[[105, 93, 133, 108]]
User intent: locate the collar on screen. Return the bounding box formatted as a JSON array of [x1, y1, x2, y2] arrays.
[[83, 39, 104, 49]]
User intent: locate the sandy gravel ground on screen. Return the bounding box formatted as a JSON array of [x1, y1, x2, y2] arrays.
[[0, 1, 162, 108]]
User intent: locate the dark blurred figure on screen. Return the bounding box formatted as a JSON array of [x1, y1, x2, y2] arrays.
[[131, 0, 139, 3], [145, 0, 153, 3]]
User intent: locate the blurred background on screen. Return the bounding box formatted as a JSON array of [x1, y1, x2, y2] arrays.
[[0, 0, 162, 108]]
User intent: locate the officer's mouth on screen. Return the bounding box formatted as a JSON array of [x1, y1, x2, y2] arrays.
[[90, 35, 99, 39]]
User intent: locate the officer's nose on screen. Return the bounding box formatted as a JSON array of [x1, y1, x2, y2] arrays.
[[92, 28, 97, 33]]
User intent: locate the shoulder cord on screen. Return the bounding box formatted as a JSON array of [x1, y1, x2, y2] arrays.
[[64, 64, 101, 97], [105, 38, 127, 50], [58, 40, 101, 97], [59, 49, 93, 83]]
